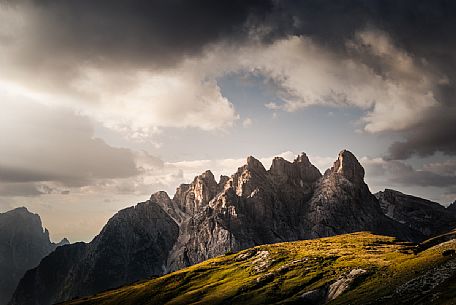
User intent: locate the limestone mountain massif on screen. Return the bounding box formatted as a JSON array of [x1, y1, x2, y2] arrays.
[[165, 150, 420, 272], [9, 150, 453, 305], [0, 207, 68, 305]]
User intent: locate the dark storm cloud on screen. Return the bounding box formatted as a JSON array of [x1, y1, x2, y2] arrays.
[[388, 108, 456, 159], [3, 0, 456, 159], [4, 0, 456, 80], [268, 1, 456, 58], [364, 159, 456, 188], [389, 162, 456, 188], [266, 1, 456, 159], [3, 0, 273, 68]]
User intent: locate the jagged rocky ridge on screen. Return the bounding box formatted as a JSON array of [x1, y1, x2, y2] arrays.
[[10, 150, 430, 305], [165, 151, 420, 271], [0, 207, 68, 305], [376, 189, 456, 237]]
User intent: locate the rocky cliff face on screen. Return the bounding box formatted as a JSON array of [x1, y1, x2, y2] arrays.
[[166, 151, 420, 271], [304, 150, 420, 242], [11, 150, 426, 305], [166, 153, 324, 271], [0, 207, 68, 305], [9, 200, 178, 305], [375, 189, 456, 237]]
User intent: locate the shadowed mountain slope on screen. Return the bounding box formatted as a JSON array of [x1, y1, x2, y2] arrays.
[[0, 207, 68, 305], [9, 201, 178, 305], [375, 189, 456, 237]]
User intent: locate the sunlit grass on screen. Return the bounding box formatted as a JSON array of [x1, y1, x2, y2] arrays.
[[64, 232, 456, 305]]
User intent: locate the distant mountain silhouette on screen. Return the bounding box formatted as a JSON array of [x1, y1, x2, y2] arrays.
[[0, 207, 68, 305], [376, 189, 456, 237]]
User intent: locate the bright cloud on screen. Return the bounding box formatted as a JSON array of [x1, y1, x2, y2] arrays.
[[234, 32, 439, 133], [0, 15, 444, 140], [70, 68, 239, 138]]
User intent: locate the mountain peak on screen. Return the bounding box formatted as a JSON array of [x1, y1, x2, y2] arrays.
[[197, 169, 215, 181], [245, 156, 266, 172], [8, 206, 31, 215], [269, 157, 293, 177], [269, 153, 321, 184], [270, 156, 290, 169], [56, 238, 70, 246], [190, 170, 217, 192], [294, 152, 311, 165], [330, 150, 365, 184], [150, 190, 171, 203], [0, 208, 64, 304], [171, 169, 219, 216], [192, 170, 218, 206]]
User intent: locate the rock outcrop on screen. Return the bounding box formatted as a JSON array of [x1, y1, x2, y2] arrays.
[[11, 150, 425, 305], [326, 269, 367, 301], [375, 189, 456, 237], [0, 207, 68, 305]]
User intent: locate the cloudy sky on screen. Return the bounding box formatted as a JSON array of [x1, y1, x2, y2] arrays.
[[1, 0, 456, 242]]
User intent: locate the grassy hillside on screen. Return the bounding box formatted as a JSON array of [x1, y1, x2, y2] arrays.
[[64, 232, 456, 305]]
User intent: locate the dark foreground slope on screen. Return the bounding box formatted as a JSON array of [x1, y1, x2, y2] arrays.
[[10, 150, 424, 305], [0, 207, 68, 305], [64, 232, 456, 305]]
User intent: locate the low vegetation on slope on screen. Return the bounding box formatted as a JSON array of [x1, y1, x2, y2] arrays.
[[64, 232, 456, 305]]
